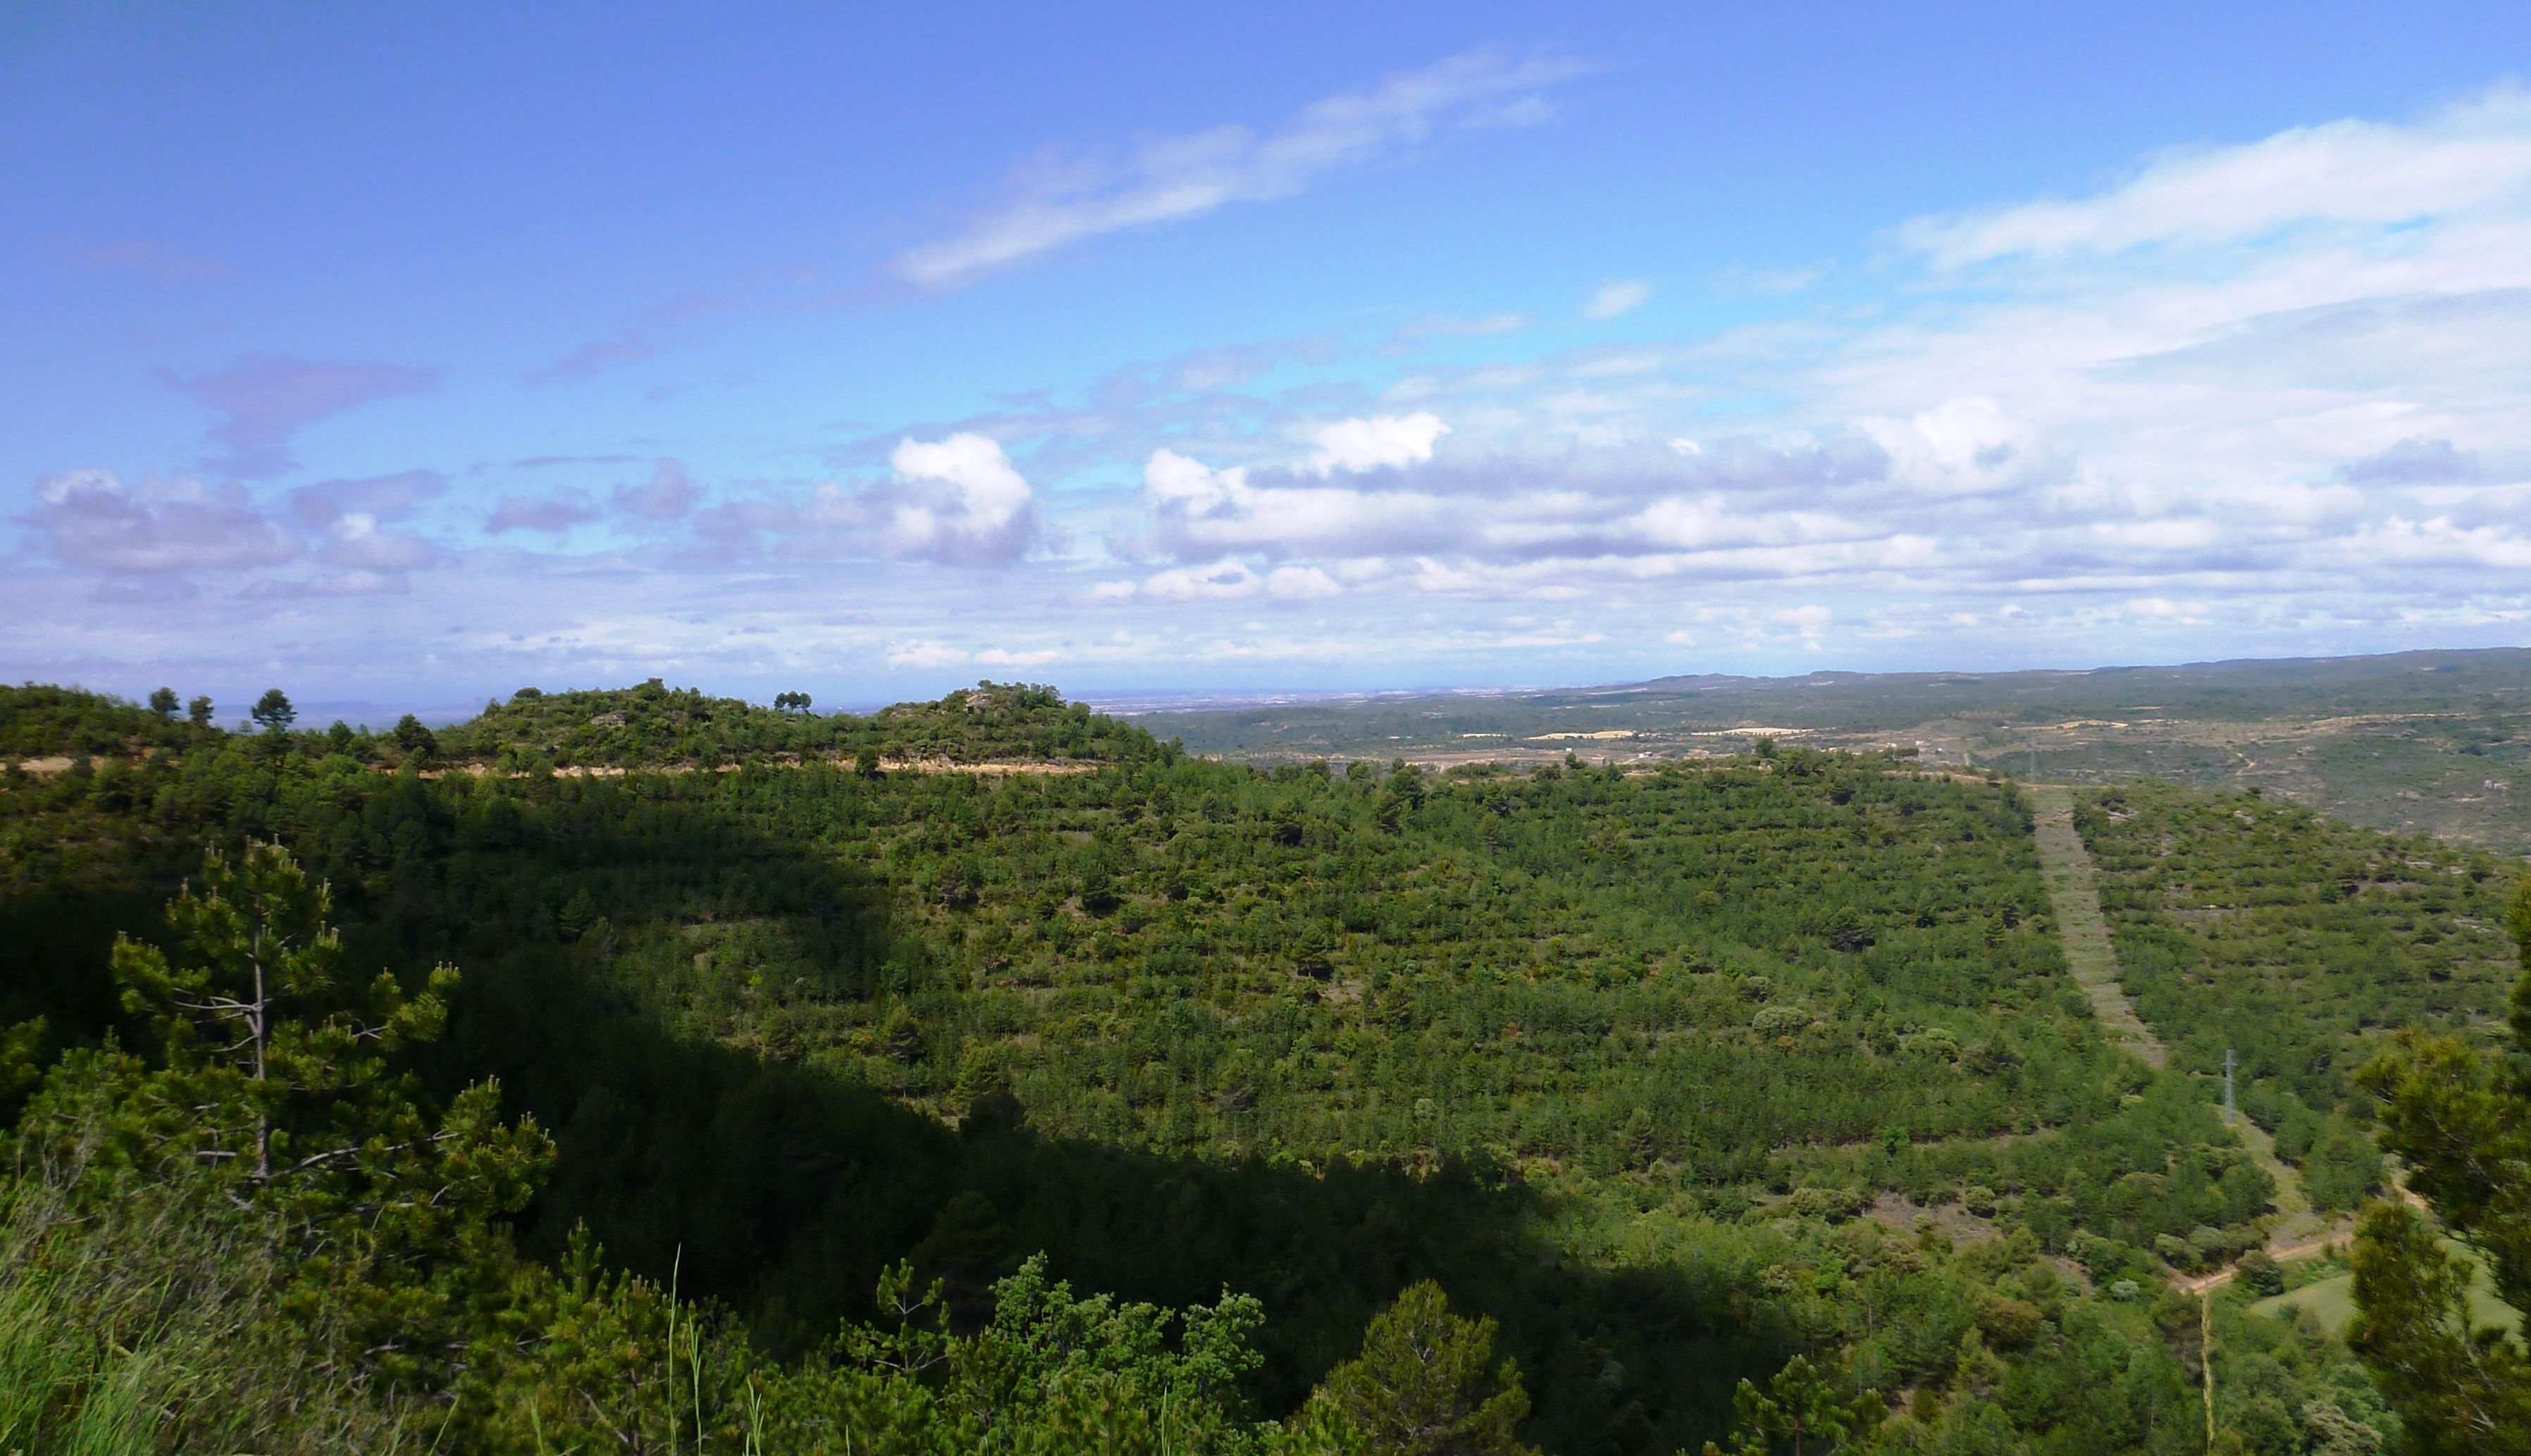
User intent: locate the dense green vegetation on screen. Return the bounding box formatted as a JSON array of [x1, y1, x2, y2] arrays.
[[2074, 782, 2519, 1211], [1, 679, 2484, 1453], [2349, 875, 2531, 1452]]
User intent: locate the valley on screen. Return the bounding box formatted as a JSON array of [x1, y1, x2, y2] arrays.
[[1, 668, 2523, 1454]]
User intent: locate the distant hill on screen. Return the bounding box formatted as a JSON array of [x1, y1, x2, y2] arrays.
[[1126, 646, 2531, 853]]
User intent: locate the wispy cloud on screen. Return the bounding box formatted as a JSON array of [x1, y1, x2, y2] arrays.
[[487, 493, 605, 534], [1392, 311, 1530, 344], [73, 239, 233, 284], [1898, 85, 2531, 266], [1582, 279, 1650, 320], [891, 50, 1590, 290], [523, 287, 758, 384], [161, 355, 441, 478]]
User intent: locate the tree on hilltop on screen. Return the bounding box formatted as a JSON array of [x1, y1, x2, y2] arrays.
[[250, 687, 296, 732]]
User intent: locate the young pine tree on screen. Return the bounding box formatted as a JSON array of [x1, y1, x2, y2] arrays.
[[23, 840, 552, 1386], [1313, 1281, 1537, 1456]]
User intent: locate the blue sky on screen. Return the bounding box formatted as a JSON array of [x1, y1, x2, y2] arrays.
[[7, 4, 2531, 713]]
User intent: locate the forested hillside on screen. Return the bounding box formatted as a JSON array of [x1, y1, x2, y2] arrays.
[[2074, 783, 2519, 1213], [0, 680, 2499, 1453]]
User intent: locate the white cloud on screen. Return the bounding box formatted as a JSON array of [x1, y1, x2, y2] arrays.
[[2127, 597, 2210, 620], [1142, 560, 1261, 601], [38, 87, 2531, 696], [1859, 397, 2050, 498], [868, 434, 1036, 562], [1776, 604, 1832, 642], [1265, 565, 1343, 599], [706, 434, 1039, 566], [32, 469, 297, 573], [2090, 518, 2222, 551], [1583, 279, 1652, 320], [886, 640, 970, 668], [1143, 445, 1455, 558], [893, 51, 1589, 289], [2342, 516, 2531, 569], [322, 513, 447, 573], [1145, 448, 1244, 511], [975, 645, 1065, 666], [1900, 85, 2531, 266], [1310, 413, 1450, 473]]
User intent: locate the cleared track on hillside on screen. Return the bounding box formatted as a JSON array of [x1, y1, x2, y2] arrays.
[[2028, 784, 2165, 1068], [2030, 783, 2335, 1261]]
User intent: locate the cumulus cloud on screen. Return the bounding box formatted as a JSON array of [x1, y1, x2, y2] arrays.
[[613, 459, 700, 520], [1859, 398, 2055, 498], [31, 470, 297, 573], [1310, 413, 1451, 473], [893, 50, 1588, 289], [699, 435, 1037, 566], [161, 355, 440, 478], [846, 435, 1036, 564], [1775, 604, 1832, 641], [1583, 279, 1651, 320], [2339, 436, 2480, 485], [1144, 447, 1453, 559], [321, 514, 447, 573]]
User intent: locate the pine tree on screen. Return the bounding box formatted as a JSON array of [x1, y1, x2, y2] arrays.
[[1315, 1281, 1537, 1456], [249, 687, 296, 732]]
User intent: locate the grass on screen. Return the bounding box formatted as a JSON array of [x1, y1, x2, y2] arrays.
[[0, 1140, 405, 1456], [1, 1205, 171, 1456], [2251, 1240, 2524, 1336]]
